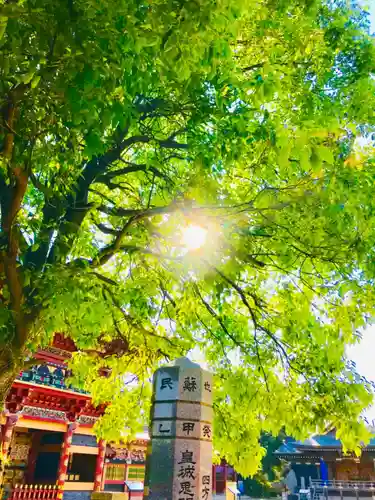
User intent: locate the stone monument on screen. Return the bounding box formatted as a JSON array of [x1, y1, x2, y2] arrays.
[[144, 357, 213, 500]]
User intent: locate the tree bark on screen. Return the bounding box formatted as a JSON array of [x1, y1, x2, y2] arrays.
[[0, 366, 18, 412], [0, 348, 21, 495], [0, 344, 21, 410]]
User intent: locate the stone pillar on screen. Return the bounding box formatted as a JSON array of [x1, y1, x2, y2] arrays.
[[94, 439, 106, 491], [57, 422, 76, 499], [144, 357, 213, 500]]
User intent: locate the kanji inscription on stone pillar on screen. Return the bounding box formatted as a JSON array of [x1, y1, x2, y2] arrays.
[[144, 357, 213, 500]]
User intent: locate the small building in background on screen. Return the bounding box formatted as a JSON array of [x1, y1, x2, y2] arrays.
[[275, 430, 375, 496]]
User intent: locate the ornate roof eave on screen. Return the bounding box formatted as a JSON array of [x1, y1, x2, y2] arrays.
[[298, 446, 375, 453], [296, 447, 341, 452], [276, 454, 322, 460], [277, 448, 341, 455], [12, 380, 91, 400], [6, 381, 106, 421]]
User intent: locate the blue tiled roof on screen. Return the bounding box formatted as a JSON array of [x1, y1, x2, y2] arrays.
[[276, 432, 375, 455], [305, 434, 341, 447], [275, 442, 301, 455]]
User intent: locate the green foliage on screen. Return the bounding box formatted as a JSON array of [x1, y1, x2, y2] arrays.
[[1, 0, 375, 476]]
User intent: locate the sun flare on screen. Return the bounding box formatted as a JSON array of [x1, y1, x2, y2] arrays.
[[181, 224, 207, 251]]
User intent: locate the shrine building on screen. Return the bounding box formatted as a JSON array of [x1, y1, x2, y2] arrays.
[[0, 335, 147, 500], [275, 430, 375, 497]]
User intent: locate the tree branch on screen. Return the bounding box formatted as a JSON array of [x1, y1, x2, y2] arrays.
[[91, 217, 139, 267], [241, 63, 264, 72], [97, 203, 182, 218], [91, 272, 119, 286], [2, 92, 16, 159], [95, 163, 148, 182], [96, 162, 172, 187], [45, 131, 188, 264], [158, 139, 188, 149], [193, 283, 251, 354], [94, 222, 120, 236], [208, 264, 292, 368], [103, 285, 181, 351], [91, 243, 183, 268], [195, 312, 230, 363]]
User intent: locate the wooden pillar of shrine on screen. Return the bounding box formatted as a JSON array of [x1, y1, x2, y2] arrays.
[[224, 463, 228, 487], [94, 439, 106, 491], [212, 465, 217, 494], [26, 431, 42, 483], [57, 423, 77, 499]]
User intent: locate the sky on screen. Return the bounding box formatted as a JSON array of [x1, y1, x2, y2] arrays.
[[348, 326, 375, 423], [345, 2, 375, 423], [369, 2, 375, 32]]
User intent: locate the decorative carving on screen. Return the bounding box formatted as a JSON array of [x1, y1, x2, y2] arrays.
[[9, 443, 30, 461], [6, 389, 29, 413], [39, 346, 73, 359], [21, 405, 67, 421], [134, 439, 149, 447], [78, 415, 98, 425], [7, 383, 106, 422], [106, 445, 146, 464]]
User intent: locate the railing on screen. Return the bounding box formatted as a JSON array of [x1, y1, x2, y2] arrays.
[[10, 485, 58, 500], [310, 479, 375, 499]]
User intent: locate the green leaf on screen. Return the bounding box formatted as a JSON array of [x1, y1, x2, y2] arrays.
[[0, 16, 8, 40], [31, 75, 41, 89], [19, 72, 34, 84], [84, 131, 102, 156]]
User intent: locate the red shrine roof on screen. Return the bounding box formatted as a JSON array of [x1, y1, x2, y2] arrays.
[[52, 333, 77, 352], [33, 334, 77, 365], [6, 333, 106, 423]]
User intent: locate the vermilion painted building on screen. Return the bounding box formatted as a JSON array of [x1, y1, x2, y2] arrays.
[[0, 335, 147, 500]]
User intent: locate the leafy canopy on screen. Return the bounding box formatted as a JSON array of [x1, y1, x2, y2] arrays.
[[1, 0, 375, 476]]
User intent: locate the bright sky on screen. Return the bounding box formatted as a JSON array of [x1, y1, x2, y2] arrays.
[[348, 326, 375, 423], [369, 3, 375, 33], [362, 0, 375, 33], [344, 1, 375, 423]]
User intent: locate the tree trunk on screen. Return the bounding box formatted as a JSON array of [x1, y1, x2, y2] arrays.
[[0, 341, 22, 402], [0, 345, 22, 493], [0, 362, 19, 411]]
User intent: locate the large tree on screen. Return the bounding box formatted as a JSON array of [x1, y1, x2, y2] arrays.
[[1, 0, 375, 475]]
